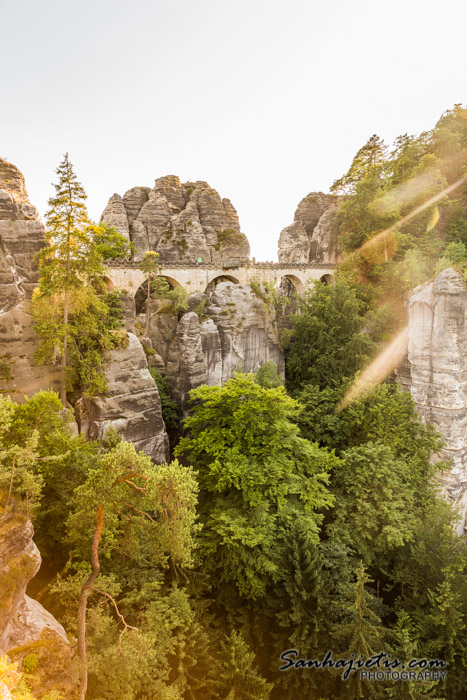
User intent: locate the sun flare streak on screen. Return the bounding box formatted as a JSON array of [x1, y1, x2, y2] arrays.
[[338, 327, 409, 410], [357, 175, 467, 260]]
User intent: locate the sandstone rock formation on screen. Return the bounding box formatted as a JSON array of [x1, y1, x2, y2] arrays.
[[0, 158, 61, 397], [0, 503, 73, 695], [402, 268, 467, 533], [204, 282, 284, 382], [77, 332, 170, 462], [0, 509, 41, 653], [278, 192, 341, 264], [142, 281, 284, 414], [101, 176, 250, 263]]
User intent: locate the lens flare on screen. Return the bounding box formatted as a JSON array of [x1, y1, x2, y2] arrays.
[[338, 327, 409, 410], [426, 205, 440, 231], [370, 170, 442, 217], [354, 176, 467, 262], [360, 229, 398, 264]]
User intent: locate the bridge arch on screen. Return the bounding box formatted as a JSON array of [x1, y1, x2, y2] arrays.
[[102, 276, 115, 292], [277, 274, 304, 295], [134, 274, 183, 315], [205, 274, 240, 295], [319, 273, 334, 285]]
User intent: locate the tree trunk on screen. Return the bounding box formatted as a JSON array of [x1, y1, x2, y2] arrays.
[[77, 504, 104, 700], [60, 290, 69, 407], [145, 275, 151, 336]]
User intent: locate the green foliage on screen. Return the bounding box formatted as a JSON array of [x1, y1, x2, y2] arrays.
[[442, 240, 467, 265], [216, 631, 272, 699], [0, 354, 15, 385], [157, 286, 189, 315], [332, 562, 387, 698], [0, 394, 42, 516], [331, 134, 388, 195], [148, 368, 180, 431], [67, 441, 199, 569], [92, 225, 134, 261], [447, 210, 467, 246], [254, 361, 284, 388], [138, 250, 160, 276], [213, 228, 245, 251], [31, 155, 129, 399], [175, 373, 336, 601], [0, 391, 98, 562], [21, 654, 38, 675], [329, 442, 418, 565], [285, 279, 375, 391], [332, 104, 467, 303]]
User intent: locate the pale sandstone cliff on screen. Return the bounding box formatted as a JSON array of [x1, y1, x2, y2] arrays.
[[0, 503, 74, 696], [76, 332, 169, 463], [402, 268, 467, 533], [278, 191, 341, 264], [101, 176, 250, 263], [0, 158, 61, 398], [139, 281, 284, 414]]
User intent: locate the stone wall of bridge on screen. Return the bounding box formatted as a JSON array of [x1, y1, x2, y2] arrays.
[[106, 262, 336, 297]]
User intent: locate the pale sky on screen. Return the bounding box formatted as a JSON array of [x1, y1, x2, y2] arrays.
[[2, 0, 465, 260]]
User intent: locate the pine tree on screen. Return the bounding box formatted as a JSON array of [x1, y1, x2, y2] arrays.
[[386, 612, 436, 699], [333, 562, 387, 698], [217, 631, 272, 699], [38, 153, 91, 405], [32, 154, 132, 402], [423, 565, 467, 698]]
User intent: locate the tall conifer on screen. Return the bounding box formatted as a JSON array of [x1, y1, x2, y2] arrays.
[[35, 154, 91, 405]]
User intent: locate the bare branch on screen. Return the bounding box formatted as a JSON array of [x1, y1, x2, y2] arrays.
[[93, 586, 138, 653]]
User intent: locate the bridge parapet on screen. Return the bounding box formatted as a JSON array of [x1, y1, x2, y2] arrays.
[[107, 258, 337, 270], [105, 259, 337, 297]]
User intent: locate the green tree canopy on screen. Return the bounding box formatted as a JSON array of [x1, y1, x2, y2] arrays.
[[175, 373, 337, 602], [285, 279, 376, 391]]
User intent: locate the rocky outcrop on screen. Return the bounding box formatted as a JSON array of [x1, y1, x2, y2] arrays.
[[0, 510, 41, 651], [403, 268, 467, 533], [278, 192, 341, 264], [148, 282, 284, 413], [2, 594, 68, 653], [77, 332, 170, 463], [205, 282, 284, 382], [0, 504, 73, 695], [166, 312, 208, 409], [101, 176, 250, 264], [0, 158, 44, 312], [0, 158, 61, 398]]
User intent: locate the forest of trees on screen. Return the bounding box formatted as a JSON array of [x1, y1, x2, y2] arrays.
[[1, 107, 467, 699]]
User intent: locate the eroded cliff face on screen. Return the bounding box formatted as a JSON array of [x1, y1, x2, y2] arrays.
[[403, 268, 467, 533], [0, 158, 61, 398], [101, 176, 250, 263], [139, 281, 284, 414], [0, 503, 74, 696], [76, 332, 170, 463], [278, 191, 341, 264]]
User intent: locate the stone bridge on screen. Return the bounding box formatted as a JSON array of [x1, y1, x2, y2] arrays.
[[106, 260, 337, 297]]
